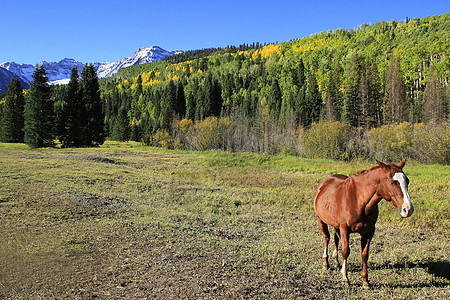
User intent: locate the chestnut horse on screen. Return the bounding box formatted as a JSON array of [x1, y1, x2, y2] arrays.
[[314, 159, 414, 288]]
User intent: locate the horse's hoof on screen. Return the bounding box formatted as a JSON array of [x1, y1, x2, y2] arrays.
[[341, 280, 350, 287], [323, 261, 330, 270], [362, 283, 370, 290]]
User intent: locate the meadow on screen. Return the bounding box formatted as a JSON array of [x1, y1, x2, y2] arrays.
[[0, 142, 448, 299]]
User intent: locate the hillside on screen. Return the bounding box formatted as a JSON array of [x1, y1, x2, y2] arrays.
[[99, 14, 449, 148]]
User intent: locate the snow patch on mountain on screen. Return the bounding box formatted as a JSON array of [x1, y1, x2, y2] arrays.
[[0, 61, 36, 84], [0, 58, 85, 84], [96, 46, 182, 78], [0, 46, 182, 90]]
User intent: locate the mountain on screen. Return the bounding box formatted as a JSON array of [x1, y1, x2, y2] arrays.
[[0, 67, 30, 93], [0, 58, 86, 85], [97, 46, 182, 78], [0, 45, 181, 91]]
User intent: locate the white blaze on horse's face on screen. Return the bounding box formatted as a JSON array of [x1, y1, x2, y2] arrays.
[[393, 172, 414, 218]]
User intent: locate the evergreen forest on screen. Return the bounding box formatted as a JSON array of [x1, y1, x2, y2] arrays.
[[1, 14, 449, 163]]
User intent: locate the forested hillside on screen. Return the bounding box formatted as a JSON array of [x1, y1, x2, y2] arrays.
[[99, 14, 449, 163], [1, 14, 448, 163]]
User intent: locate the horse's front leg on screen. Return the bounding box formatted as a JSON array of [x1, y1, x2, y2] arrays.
[[361, 230, 374, 289], [340, 225, 350, 286]]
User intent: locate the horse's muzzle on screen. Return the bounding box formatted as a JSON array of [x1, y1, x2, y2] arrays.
[[399, 202, 414, 218]]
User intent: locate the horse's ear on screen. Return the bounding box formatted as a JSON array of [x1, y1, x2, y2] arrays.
[[376, 160, 387, 168], [396, 158, 407, 169]]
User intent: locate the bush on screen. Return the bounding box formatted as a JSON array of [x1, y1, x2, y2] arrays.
[[299, 121, 352, 160], [173, 117, 235, 151], [150, 129, 172, 149], [410, 122, 449, 164], [366, 122, 414, 162], [164, 118, 449, 165]]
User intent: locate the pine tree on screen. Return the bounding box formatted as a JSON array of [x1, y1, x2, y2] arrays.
[[296, 86, 307, 126], [210, 77, 222, 116], [79, 64, 105, 146], [60, 67, 83, 147], [0, 78, 25, 142], [112, 105, 130, 141], [175, 80, 186, 117], [152, 90, 162, 132], [200, 74, 214, 118], [185, 79, 198, 120], [24, 65, 55, 148], [325, 67, 341, 122], [297, 58, 306, 88], [306, 71, 322, 125], [268, 78, 282, 120], [342, 55, 363, 127], [160, 80, 176, 129]]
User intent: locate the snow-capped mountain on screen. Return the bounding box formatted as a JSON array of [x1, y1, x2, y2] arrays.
[[0, 67, 30, 93], [0, 46, 182, 91], [0, 61, 36, 85], [97, 46, 182, 78], [0, 58, 86, 85]]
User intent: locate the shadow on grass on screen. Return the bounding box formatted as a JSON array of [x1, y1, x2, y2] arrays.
[[369, 259, 450, 288]]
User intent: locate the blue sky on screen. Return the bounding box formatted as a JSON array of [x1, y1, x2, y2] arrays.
[[1, 0, 448, 65]]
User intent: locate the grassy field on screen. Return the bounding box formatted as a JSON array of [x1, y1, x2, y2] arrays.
[[0, 142, 449, 299]]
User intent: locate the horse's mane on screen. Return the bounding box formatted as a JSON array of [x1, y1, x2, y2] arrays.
[[353, 165, 381, 176]]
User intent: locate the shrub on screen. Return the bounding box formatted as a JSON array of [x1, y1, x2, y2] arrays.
[[410, 122, 449, 164], [299, 121, 352, 160], [193, 117, 235, 151], [366, 122, 414, 162], [173, 117, 235, 151], [150, 129, 172, 149]]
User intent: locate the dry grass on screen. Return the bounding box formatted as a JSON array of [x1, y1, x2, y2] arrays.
[[0, 142, 449, 299]]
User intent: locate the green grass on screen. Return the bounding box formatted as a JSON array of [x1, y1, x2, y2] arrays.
[[0, 142, 449, 299]]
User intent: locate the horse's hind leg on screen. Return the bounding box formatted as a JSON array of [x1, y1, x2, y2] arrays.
[[333, 228, 341, 269], [340, 225, 350, 286], [361, 230, 374, 289], [317, 217, 330, 269]]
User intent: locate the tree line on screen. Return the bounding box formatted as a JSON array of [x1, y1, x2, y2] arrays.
[[0, 64, 104, 147], [0, 14, 448, 162], [99, 14, 448, 163]]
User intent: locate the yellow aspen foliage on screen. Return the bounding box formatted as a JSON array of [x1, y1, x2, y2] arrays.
[[198, 69, 203, 74], [258, 44, 281, 59], [292, 38, 327, 53], [252, 51, 261, 59], [178, 118, 194, 133]]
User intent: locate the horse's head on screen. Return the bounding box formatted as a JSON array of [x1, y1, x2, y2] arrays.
[[376, 158, 414, 218]]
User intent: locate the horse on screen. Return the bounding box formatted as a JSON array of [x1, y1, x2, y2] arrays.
[[313, 158, 414, 288]]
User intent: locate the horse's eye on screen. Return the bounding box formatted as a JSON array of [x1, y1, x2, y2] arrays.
[[391, 181, 396, 185]]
